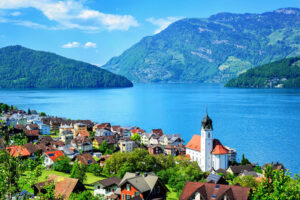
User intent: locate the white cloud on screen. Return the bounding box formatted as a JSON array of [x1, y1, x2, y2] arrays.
[[84, 42, 97, 48], [0, 0, 139, 31], [10, 11, 21, 16], [147, 16, 183, 34], [62, 41, 80, 48]]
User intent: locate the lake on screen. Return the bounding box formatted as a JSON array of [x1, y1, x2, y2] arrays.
[[1, 84, 299, 173]]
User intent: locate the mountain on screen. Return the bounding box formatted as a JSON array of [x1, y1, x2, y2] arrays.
[[103, 8, 300, 83], [225, 56, 300, 88], [0, 45, 133, 88]]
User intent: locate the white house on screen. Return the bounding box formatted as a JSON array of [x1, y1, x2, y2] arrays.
[[119, 140, 134, 153], [186, 114, 229, 172], [42, 150, 65, 167], [95, 129, 113, 137], [93, 176, 121, 197], [141, 133, 155, 146]]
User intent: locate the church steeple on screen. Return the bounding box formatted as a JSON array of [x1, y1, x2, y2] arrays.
[[201, 113, 213, 130]]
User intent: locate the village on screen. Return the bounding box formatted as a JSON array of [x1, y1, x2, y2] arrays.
[[0, 103, 290, 200]]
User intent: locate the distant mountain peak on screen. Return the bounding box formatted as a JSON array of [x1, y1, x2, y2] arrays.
[[275, 7, 300, 15], [103, 8, 300, 83]]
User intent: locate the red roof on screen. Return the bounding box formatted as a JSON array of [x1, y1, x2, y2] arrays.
[[131, 128, 144, 134], [185, 135, 201, 151], [185, 135, 228, 155], [212, 139, 229, 155], [77, 130, 90, 137], [6, 146, 31, 157], [45, 150, 65, 162]]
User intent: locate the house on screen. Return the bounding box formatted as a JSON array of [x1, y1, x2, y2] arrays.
[[59, 125, 73, 135], [24, 143, 38, 158], [262, 162, 285, 171], [93, 123, 111, 132], [224, 146, 237, 162], [227, 165, 254, 176], [163, 145, 176, 156], [206, 173, 228, 185], [111, 126, 121, 134], [73, 123, 89, 137], [239, 170, 263, 178], [26, 124, 39, 131], [60, 131, 74, 145], [179, 182, 250, 200], [159, 134, 183, 146], [24, 130, 39, 143], [57, 145, 79, 160], [39, 124, 50, 135], [38, 136, 54, 146], [149, 136, 160, 145], [76, 153, 96, 165], [33, 174, 86, 200], [186, 114, 230, 172], [43, 150, 65, 167], [141, 133, 155, 146], [148, 144, 164, 155], [151, 129, 164, 137], [93, 136, 115, 149], [93, 176, 121, 198], [119, 172, 168, 200], [131, 127, 145, 135], [71, 136, 93, 152], [95, 128, 113, 137], [119, 140, 135, 153]]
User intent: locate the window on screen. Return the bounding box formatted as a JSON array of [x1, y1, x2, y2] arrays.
[[208, 132, 210, 138], [122, 194, 124, 200], [135, 191, 140, 196], [126, 184, 131, 191], [97, 186, 100, 189], [126, 195, 131, 200], [212, 194, 216, 199], [157, 186, 161, 193]]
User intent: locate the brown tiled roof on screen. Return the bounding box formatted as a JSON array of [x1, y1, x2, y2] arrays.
[[111, 126, 121, 132], [72, 136, 92, 145], [76, 130, 90, 137], [36, 143, 54, 153], [179, 182, 250, 200], [38, 136, 54, 145], [93, 176, 121, 187], [186, 135, 201, 151], [35, 174, 85, 200], [212, 139, 228, 155], [76, 153, 96, 165], [6, 145, 31, 157], [24, 143, 38, 154], [94, 136, 115, 145], [15, 124, 26, 130], [27, 124, 39, 130], [25, 130, 39, 137], [151, 129, 164, 136]]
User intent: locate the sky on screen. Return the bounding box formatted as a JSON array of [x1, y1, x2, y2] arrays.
[[0, 0, 299, 66]]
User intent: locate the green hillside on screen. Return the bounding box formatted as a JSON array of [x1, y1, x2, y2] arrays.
[[103, 8, 300, 83], [225, 56, 300, 88], [0, 45, 133, 88]]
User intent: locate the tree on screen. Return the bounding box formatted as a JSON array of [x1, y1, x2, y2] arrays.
[[40, 112, 46, 116], [99, 140, 108, 153], [241, 154, 251, 165], [251, 165, 300, 199], [87, 163, 102, 176], [27, 108, 31, 115], [0, 132, 44, 199], [53, 156, 72, 173], [70, 191, 105, 200], [70, 161, 87, 183], [231, 175, 258, 188], [130, 133, 141, 142]]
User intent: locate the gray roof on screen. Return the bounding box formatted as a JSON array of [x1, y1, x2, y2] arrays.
[[206, 173, 221, 184], [93, 176, 121, 187], [119, 172, 159, 193], [142, 133, 155, 139]]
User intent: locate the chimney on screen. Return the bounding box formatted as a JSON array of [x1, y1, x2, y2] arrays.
[[135, 172, 140, 176]]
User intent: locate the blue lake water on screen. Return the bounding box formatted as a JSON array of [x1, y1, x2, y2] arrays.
[[1, 84, 300, 174]]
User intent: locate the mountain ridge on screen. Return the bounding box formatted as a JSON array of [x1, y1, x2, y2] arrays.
[[0, 45, 133, 88], [103, 7, 300, 83]]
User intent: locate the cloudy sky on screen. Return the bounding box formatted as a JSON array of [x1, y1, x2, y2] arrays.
[[0, 0, 299, 66]]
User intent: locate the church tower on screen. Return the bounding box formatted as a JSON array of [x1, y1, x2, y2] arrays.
[[200, 113, 213, 171]]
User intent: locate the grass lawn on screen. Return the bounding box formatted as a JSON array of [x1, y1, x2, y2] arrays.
[[38, 170, 107, 192], [166, 185, 179, 200]]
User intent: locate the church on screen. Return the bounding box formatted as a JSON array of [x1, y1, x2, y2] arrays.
[[186, 114, 229, 172]]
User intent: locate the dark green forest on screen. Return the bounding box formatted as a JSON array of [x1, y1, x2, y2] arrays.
[[225, 56, 300, 88], [0, 45, 133, 88]]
